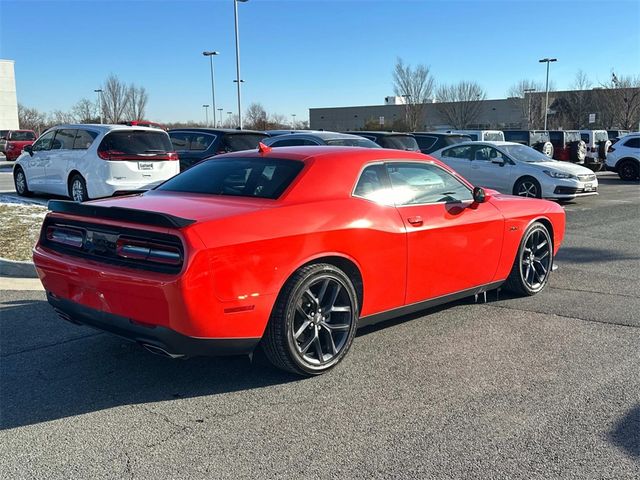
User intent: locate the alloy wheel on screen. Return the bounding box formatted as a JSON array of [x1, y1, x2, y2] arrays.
[[72, 180, 85, 202], [520, 228, 551, 291], [290, 275, 354, 366], [517, 181, 538, 198], [15, 171, 26, 194]]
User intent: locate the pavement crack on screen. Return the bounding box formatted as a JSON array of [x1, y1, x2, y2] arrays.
[[0, 332, 103, 358], [123, 451, 134, 480], [139, 405, 193, 448], [549, 285, 639, 299]]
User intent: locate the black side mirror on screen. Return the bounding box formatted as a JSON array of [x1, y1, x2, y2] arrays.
[[472, 186, 487, 203], [24, 145, 33, 156]]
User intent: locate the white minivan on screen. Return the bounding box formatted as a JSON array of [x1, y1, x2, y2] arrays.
[[14, 124, 180, 201]]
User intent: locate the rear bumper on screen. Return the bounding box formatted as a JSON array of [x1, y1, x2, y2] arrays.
[[48, 292, 260, 357]]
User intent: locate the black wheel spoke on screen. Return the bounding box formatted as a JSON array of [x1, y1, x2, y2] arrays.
[[294, 320, 311, 339], [300, 333, 316, 354], [313, 335, 324, 361]]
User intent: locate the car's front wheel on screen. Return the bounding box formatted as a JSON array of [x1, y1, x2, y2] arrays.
[[513, 177, 542, 198], [504, 222, 553, 296], [14, 167, 33, 197], [69, 174, 89, 202], [262, 263, 359, 376]]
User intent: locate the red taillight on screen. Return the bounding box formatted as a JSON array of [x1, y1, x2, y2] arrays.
[[167, 152, 178, 161], [116, 238, 182, 265], [46, 226, 85, 248], [98, 149, 178, 161]]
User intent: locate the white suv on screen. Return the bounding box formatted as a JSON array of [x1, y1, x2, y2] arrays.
[[605, 133, 640, 180], [579, 130, 611, 171], [13, 124, 180, 201]]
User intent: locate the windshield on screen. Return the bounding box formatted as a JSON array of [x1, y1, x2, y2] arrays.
[[502, 144, 555, 163], [382, 135, 420, 151], [10, 131, 36, 141], [157, 158, 304, 199], [325, 137, 381, 148]]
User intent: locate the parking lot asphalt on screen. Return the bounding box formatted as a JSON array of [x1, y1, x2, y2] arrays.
[[1, 172, 639, 479]]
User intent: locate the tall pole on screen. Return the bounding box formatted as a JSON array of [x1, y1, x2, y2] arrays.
[[217, 108, 223, 127], [203, 104, 210, 126], [539, 58, 557, 130], [524, 87, 536, 129], [202, 51, 219, 128], [94, 89, 103, 124], [234, 0, 248, 129]]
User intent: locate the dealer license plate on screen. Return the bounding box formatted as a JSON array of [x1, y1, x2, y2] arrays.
[[139, 162, 154, 171], [584, 183, 593, 192]]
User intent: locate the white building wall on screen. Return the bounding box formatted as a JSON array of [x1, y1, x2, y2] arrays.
[[0, 60, 19, 130]]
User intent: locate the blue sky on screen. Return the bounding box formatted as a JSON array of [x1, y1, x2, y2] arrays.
[[1, 0, 639, 124]]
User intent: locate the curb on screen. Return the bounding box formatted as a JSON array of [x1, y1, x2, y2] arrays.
[[0, 257, 38, 278]]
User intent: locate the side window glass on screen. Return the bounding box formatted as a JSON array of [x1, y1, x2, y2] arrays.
[[52, 129, 76, 150], [32, 130, 56, 151], [442, 145, 472, 160], [474, 146, 504, 162], [580, 133, 589, 143], [353, 164, 393, 205], [73, 130, 98, 150], [623, 137, 639, 149], [169, 132, 190, 151], [189, 134, 215, 151], [415, 136, 436, 150], [386, 162, 473, 205]]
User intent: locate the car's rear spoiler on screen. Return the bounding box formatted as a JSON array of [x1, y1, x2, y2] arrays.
[[47, 200, 196, 229]]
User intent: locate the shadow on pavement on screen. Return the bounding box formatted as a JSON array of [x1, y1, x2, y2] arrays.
[[609, 404, 640, 460], [0, 298, 301, 431], [556, 246, 640, 264]]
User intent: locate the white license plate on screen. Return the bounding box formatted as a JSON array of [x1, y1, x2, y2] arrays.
[[138, 162, 154, 171], [584, 183, 593, 191]]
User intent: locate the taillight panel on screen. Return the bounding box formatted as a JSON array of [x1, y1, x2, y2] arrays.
[[97, 149, 178, 161]]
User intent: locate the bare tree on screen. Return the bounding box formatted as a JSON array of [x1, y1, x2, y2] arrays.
[[436, 81, 487, 128], [606, 73, 640, 129], [102, 75, 129, 123], [392, 58, 435, 131], [268, 113, 288, 129], [72, 98, 99, 123], [18, 104, 47, 133], [49, 110, 77, 125], [223, 113, 240, 129], [126, 85, 148, 121], [245, 103, 268, 130], [560, 70, 593, 128]]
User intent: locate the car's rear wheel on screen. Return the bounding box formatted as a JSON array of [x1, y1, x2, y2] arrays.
[[14, 167, 33, 197], [262, 263, 359, 376], [618, 159, 639, 181], [69, 174, 88, 202], [513, 177, 542, 198], [504, 222, 553, 296]]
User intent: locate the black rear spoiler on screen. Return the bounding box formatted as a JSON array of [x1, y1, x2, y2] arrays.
[[47, 200, 196, 229]]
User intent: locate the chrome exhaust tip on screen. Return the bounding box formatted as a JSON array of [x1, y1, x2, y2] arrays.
[[141, 343, 185, 359]]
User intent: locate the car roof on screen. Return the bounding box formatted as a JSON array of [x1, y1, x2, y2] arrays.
[[168, 128, 268, 135], [348, 131, 413, 136], [413, 131, 471, 136], [46, 124, 167, 133], [271, 132, 368, 141]]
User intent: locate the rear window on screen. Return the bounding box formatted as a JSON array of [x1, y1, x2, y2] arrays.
[[380, 135, 420, 151], [10, 131, 36, 141], [224, 133, 268, 152], [414, 135, 437, 150], [565, 131, 581, 143], [100, 130, 173, 154], [325, 137, 380, 148], [503, 131, 529, 143], [157, 158, 304, 199], [483, 132, 504, 141]]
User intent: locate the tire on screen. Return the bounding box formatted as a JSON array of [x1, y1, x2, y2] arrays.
[[262, 263, 359, 376], [570, 141, 587, 162], [598, 140, 611, 160], [536, 141, 554, 158], [513, 176, 542, 198], [13, 167, 33, 197], [504, 222, 553, 296], [618, 159, 640, 181], [69, 174, 89, 202]]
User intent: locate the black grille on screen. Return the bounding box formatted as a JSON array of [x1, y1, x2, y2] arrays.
[[554, 186, 598, 195]]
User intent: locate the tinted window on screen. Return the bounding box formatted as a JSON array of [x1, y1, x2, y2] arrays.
[[272, 138, 316, 147], [444, 135, 472, 146], [73, 129, 98, 149], [157, 158, 304, 199], [548, 132, 562, 143], [224, 134, 268, 152], [169, 132, 190, 150], [353, 164, 393, 204], [474, 146, 506, 162], [325, 138, 380, 148], [468, 134, 478, 141], [580, 133, 589, 143], [442, 145, 473, 159], [414, 135, 437, 150], [387, 162, 473, 205], [380, 135, 420, 151], [503, 131, 529, 143], [32, 130, 56, 151], [100, 130, 173, 154], [9, 131, 36, 141], [189, 133, 216, 151], [0, 130, 9, 140], [623, 137, 640, 149], [502, 144, 553, 163], [52, 129, 77, 150]]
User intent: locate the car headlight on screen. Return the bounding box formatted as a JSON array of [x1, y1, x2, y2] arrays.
[[543, 170, 576, 179]]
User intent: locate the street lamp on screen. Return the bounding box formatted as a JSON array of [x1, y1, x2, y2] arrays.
[[539, 58, 557, 130], [202, 51, 219, 127], [524, 87, 536, 128], [203, 104, 210, 126], [217, 108, 223, 127], [94, 89, 103, 124], [234, 0, 249, 129], [291, 113, 297, 129], [227, 111, 233, 127]]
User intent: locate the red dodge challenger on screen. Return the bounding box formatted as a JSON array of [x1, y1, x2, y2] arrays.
[[33, 145, 565, 375]]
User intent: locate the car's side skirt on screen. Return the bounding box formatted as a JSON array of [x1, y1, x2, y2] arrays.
[[358, 280, 505, 328]]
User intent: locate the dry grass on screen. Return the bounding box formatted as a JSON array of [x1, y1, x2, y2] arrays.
[[0, 202, 47, 261]]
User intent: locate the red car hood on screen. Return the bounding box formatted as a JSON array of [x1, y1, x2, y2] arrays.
[[88, 191, 274, 224]]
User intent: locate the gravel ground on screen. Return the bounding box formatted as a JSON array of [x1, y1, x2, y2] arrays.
[[1, 172, 639, 479]]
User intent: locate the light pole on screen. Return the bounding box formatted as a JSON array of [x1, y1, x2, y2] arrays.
[[291, 113, 297, 129], [203, 104, 210, 126], [524, 87, 536, 128], [227, 111, 233, 127], [202, 51, 219, 127], [94, 89, 103, 124], [234, 0, 249, 129], [539, 58, 557, 130], [217, 108, 223, 127]]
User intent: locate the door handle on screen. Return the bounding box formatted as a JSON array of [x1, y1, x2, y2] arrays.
[[407, 216, 423, 226]]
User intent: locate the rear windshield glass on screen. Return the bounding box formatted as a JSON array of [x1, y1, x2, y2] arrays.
[[382, 135, 420, 151], [594, 131, 609, 143], [157, 158, 304, 199], [445, 135, 472, 145], [325, 137, 380, 148], [10, 131, 36, 141], [99, 130, 173, 154], [483, 132, 504, 141], [225, 134, 268, 152]]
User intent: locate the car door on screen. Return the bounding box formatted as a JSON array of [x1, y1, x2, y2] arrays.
[[46, 128, 77, 195], [438, 144, 474, 180], [468, 145, 513, 192], [386, 161, 504, 303], [25, 129, 56, 188]]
